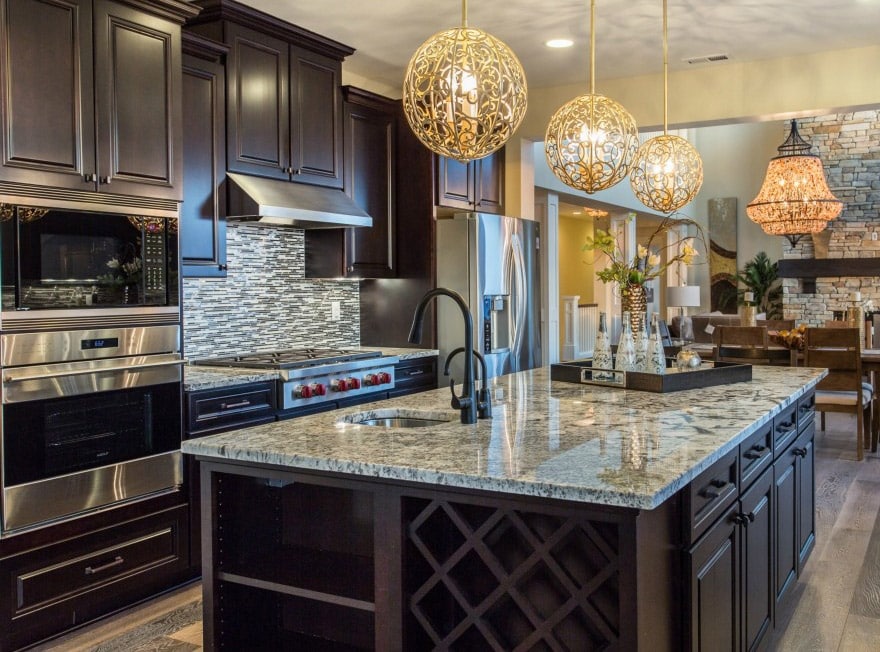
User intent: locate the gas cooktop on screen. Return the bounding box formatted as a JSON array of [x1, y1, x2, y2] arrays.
[[194, 348, 382, 370]]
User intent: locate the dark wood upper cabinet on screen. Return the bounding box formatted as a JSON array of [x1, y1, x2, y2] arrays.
[[187, 0, 349, 189], [0, 0, 193, 200], [304, 87, 395, 279], [435, 148, 505, 214], [290, 45, 342, 188], [181, 33, 227, 277]]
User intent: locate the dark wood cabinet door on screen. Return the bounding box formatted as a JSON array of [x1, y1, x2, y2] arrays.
[[0, 0, 96, 190], [435, 155, 473, 209], [93, 0, 181, 200], [741, 467, 774, 652], [686, 502, 740, 651], [343, 90, 395, 277], [773, 443, 798, 610], [475, 148, 504, 214], [290, 45, 343, 188], [795, 425, 815, 573], [225, 23, 289, 180], [181, 43, 227, 277]]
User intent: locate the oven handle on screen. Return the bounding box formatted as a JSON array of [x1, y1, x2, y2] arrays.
[[4, 359, 187, 384]]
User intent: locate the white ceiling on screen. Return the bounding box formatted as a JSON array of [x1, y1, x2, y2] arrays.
[[238, 0, 880, 93]]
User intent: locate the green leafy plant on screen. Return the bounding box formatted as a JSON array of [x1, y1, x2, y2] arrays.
[[583, 213, 705, 288], [737, 251, 783, 319]]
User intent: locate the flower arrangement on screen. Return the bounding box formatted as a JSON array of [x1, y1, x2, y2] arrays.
[[772, 324, 807, 350], [583, 213, 705, 288]]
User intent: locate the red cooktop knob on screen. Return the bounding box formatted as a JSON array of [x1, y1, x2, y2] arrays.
[[378, 371, 391, 384], [294, 384, 312, 398], [364, 373, 377, 386], [311, 382, 326, 396], [331, 379, 346, 392], [348, 377, 361, 390]]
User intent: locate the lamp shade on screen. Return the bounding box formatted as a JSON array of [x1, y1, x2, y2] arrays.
[[666, 285, 701, 308]]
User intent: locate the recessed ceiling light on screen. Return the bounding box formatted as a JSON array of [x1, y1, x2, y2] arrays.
[[545, 38, 573, 49]]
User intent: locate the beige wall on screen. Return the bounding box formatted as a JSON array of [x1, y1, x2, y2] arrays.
[[558, 217, 595, 304]]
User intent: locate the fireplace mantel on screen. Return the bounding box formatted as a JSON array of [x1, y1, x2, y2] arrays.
[[778, 258, 880, 278]]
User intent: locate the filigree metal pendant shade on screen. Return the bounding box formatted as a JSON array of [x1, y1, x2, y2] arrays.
[[543, 0, 638, 194], [402, 14, 528, 162], [746, 120, 842, 237], [544, 93, 639, 193], [630, 0, 703, 213], [630, 134, 703, 213]]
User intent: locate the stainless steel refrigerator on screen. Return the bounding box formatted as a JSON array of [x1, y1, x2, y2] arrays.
[[436, 212, 542, 383]]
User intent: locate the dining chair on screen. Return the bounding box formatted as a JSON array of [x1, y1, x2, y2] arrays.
[[757, 319, 795, 331], [713, 326, 774, 365], [805, 327, 872, 461]]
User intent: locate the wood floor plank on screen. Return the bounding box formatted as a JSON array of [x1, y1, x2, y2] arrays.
[[849, 497, 880, 618], [836, 613, 880, 651]]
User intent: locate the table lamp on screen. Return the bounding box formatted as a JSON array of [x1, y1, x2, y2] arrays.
[[667, 285, 701, 340]]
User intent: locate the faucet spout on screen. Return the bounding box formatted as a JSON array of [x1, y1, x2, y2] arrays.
[[409, 288, 477, 425], [444, 347, 492, 419]]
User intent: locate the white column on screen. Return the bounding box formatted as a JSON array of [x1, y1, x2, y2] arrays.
[[561, 295, 580, 361], [540, 192, 560, 364]]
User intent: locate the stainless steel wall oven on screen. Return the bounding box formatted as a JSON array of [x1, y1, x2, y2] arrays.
[[0, 326, 184, 533]]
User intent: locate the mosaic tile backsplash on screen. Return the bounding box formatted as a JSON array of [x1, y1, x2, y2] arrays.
[[182, 223, 360, 358]]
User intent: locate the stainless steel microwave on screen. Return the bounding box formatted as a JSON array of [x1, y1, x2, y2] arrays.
[[0, 204, 179, 318]]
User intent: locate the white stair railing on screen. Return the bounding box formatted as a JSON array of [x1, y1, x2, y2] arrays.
[[561, 296, 599, 361]]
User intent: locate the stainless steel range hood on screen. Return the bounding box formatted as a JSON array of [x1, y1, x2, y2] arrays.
[[225, 172, 372, 228]]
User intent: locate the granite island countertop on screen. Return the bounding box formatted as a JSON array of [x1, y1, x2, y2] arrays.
[[182, 365, 825, 510], [183, 346, 438, 391]]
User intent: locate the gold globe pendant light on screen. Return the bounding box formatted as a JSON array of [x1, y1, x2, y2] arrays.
[[402, 0, 528, 163], [630, 0, 703, 213], [544, 0, 639, 193], [746, 119, 842, 242]]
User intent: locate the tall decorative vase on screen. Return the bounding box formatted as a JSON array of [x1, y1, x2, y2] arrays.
[[620, 284, 647, 333]]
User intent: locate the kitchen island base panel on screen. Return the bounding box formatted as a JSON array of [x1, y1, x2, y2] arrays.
[[199, 460, 680, 651]]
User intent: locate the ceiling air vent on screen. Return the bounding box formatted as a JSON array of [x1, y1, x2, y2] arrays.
[[684, 53, 729, 65]]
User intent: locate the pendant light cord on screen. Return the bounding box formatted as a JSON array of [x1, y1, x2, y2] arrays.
[[462, 0, 468, 27], [662, 0, 668, 135], [589, 0, 595, 95]]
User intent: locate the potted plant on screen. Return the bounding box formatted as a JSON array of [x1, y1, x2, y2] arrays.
[[736, 252, 783, 319]]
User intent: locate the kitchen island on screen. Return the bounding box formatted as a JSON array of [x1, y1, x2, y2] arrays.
[[183, 365, 825, 650]]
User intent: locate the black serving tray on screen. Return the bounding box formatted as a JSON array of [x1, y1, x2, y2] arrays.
[[550, 359, 752, 393]]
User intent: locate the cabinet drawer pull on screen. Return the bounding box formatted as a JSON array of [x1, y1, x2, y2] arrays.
[[776, 418, 795, 432], [744, 445, 768, 460], [700, 480, 730, 499], [406, 369, 425, 376], [84, 556, 124, 575], [220, 400, 252, 410]]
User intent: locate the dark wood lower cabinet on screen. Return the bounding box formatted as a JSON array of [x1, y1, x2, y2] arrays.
[[196, 396, 816, 650], [0, 495, 190, 651]]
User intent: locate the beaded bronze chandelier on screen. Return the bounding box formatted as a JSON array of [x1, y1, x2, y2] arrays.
[[746, 120, 842, 240], [544, 0, 638, 193], [401, 0, 528, 163], [630, 0, 703, 213]]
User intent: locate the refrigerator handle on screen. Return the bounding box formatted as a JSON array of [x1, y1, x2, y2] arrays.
[[508, 234, 528, 360]]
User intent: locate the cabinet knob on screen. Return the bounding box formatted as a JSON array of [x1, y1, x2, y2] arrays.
[[100, 175, 112, 185], [83, 173, 97, 183], [218, 264, 228, 271], [793, 447, 808, 458]]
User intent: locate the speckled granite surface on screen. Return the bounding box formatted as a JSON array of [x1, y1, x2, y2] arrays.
[[182, 365, 825, 509], [184, 347, 438, 391]]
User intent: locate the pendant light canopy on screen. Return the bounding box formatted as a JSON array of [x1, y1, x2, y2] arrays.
[[630, 0, 703, 213], [746, 120, 842, 240], [402, 0, 528, 163], [544, 0, 639, 194]]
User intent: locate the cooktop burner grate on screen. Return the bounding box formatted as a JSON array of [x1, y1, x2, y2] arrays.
[[194, 348, 382, 370]]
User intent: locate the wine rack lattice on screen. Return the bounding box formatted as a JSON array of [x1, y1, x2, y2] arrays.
[[405, 498, 620, 650]]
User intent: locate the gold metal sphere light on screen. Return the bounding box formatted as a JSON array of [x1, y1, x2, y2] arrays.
[[630, 0, 703, 213], [630, 134, 703, 213], [544, 0, 638, 193], [402, 2, 527, 163], [544, 93, 639, 193]]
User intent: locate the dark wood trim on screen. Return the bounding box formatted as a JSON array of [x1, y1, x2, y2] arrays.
[[181, 30, 228, 59], [778, 258, 880, 278], [116, 0, 200, 23], [188, 0, 355, 59]]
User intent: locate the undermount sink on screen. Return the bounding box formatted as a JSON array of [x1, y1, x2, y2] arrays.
[[342, 408, 454, 429]]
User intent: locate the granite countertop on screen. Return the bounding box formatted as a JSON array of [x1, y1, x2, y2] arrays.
[[183, 347, 438, 391], [182, 365, 825, 510]]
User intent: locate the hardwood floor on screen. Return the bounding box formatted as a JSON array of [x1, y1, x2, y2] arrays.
[[31, 414, 880, 651]]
